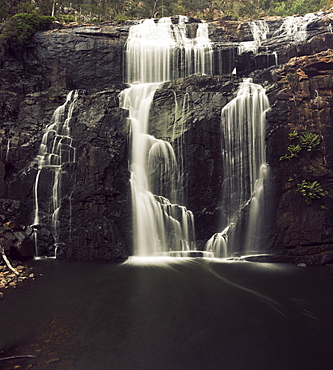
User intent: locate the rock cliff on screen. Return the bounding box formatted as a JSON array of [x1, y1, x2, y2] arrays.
[[266, 49, 333, 265], [1, 13, 333, 264]]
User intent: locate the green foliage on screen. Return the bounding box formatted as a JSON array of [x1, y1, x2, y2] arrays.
[[0, 1, 53, 21], [0, 0, 330, 24], [280, 130, 321, 160], [297, 180, 326, 205], [268, 0, 329, 16], [114, 12, 131, 21], [56, 14, 76, 24], [1, 13, 55, 52], [15, 1, 37, 14], [36, 0, 54, 16], [280, 144, 301, 160], [299, 132, 321, 151], [288, 130, 299, 140]]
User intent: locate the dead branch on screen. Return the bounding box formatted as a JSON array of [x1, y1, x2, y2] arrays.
[[0, 354, 37, 361], [0, 244, 19, 276]]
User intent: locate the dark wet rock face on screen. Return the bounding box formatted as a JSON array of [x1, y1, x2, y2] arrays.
[[1, 87, 131, 261], [264, 49, 333, 265], [0, 25, 126, 94], [1, 15, 333, 263], [57, 91, 131, 261], [149, 75, 240, 245]]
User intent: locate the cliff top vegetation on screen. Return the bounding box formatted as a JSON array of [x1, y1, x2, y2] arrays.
[[0, 0, 331, 24]]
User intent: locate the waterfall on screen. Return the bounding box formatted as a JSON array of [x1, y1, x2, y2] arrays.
[[272, 13, 320, 42], [206, 79, 270, 257], [237, 13, 322, 69], [33, 90, 78, 257], [5, 139, 10, 161], [125, 16, 212, 83], [238, 20, 269, 54], [121, 16, 212, 256], [239, 13, 321, 51]]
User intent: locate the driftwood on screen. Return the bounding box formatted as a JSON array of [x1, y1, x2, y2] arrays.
[[0, 244, 19, 276]]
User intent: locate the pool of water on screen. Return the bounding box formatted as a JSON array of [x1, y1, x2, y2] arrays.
[[0, 257, 333, 369]]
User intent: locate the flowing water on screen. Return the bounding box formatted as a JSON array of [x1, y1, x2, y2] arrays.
[[206, 79, 270, 257], [2, 15, 333, 370], [237, 13, 323, 69], [122, 17, 273, 258], [120, 16, 212, 256], [29, 14, 325, 258], [272, 13, 320, 42], [125, 16, 212, 84], [238, 20, 269, 54], [0, 259, 332, 369], [32, 90, 78, 257]]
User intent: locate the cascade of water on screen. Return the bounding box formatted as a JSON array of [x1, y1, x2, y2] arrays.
[[120, 83, 196, 256], [206, 226, 229, 258], [238, 13, 322, 69], [125, 16, 213, 83], [5, 139, 10, 161], [273, 51, 278, 65], [205, 79, 270, 257], [272, 13, 319, 42], [238, 20, 269, 54], [122, 16, 212, 256], [33, 90, 78, 257]]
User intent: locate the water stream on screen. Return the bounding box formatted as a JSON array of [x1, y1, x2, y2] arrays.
[[206, 79, 270, 257], [1, 13, 333, 370], [32, 90, 78, 257], [29, 14, 326, 259], [120, 16, 212, 256], [237, 13, 323, 70], [238, 20, 269, 54]]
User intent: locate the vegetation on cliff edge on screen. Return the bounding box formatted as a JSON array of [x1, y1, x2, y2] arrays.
[[0, 13, 55, 53], [0, 0, 331, 24]]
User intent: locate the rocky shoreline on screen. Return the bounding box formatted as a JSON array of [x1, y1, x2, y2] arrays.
[[0, 262, 40, 299]]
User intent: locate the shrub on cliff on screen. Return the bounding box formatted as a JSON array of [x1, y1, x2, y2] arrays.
[[0, 13, 55, 55], [264, 0, 330, 16]]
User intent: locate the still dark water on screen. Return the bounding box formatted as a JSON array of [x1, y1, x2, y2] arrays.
[[1, 257, 333, 369]]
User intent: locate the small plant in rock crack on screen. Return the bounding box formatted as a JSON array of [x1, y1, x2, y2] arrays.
[[280, 144, 301, 160], [288, 130, 299, 140], [297, 180, 327, 205], [299, 132, 321, 151]]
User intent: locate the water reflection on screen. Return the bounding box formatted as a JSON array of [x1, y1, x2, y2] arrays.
[[0, 258, 333, 369]]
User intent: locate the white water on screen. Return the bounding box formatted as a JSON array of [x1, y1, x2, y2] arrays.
[[122, 16, 213, 256], [5, 139, 10, 161], [126, 16, 212, 83], [238, 20, 269, 54], [33, 90, 78, 257], [238, 13, 322, 64], [206, 79, 270, 257], [273, 13, 319, 42], [206, 226, 229, 258]]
